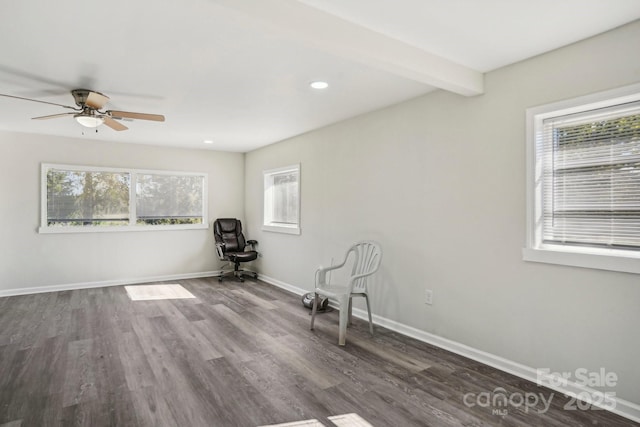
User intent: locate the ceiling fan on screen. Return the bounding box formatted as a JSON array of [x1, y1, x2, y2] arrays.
[[0, 89, 165, 131]]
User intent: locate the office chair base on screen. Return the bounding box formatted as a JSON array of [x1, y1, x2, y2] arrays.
[[215, 264, 258, 283]]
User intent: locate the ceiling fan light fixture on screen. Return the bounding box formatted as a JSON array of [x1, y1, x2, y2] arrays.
[[75, 114, 105, 128]]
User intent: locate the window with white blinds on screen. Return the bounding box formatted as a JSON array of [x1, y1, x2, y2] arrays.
[[541, 103, 640, 249], [263, 164, 301, 235], [136, 173, 204, 225], [40, 163, 207, 233], [525, 84, 640, 273]]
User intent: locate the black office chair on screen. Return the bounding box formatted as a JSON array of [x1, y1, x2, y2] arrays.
[[213, 218, 258, 282]]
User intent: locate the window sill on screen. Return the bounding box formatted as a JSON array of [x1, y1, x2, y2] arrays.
[[522, 245, 640, 275], [38, 223, 208, 234], [262, 224, 300, 235]]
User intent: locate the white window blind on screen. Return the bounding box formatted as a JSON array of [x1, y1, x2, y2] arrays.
[[271, 171, 299, 225], [540, 101, 640, 249], [263, 164, 301, 235], [46, 168, 130, 226], [136, 174, 204, 225]]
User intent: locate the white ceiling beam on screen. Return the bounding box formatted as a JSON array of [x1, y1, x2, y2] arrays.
[[211, 0, 484, 96]]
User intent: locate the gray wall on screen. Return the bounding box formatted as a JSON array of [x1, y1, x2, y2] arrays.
[[244, 21, 640, 405], [0, 131, 245, 291]]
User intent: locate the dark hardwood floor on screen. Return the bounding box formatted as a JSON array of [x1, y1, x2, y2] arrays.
[[0, 277, 636, 427]]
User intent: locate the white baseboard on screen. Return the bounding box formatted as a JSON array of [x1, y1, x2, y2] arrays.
[[0, 270, 221, 298], [259, 274, 309, 296], [259, 275, 640, 424]]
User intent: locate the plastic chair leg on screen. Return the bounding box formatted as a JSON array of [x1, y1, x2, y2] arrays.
[[310, 292, 319, 330], [364, 293, 374, 335], [338, 295, 350, 346]]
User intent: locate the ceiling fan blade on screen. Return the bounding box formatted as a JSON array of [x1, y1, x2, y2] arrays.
[[0, 93, 77, 110], [107, 110, 165, 122], [32, 112, 76, 120], [85, 91, 110, 109], [103, 117, 128, 131]]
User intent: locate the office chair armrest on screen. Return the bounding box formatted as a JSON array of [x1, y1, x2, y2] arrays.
[[246, 239, 257, 245], [215, 242, 226, 260]]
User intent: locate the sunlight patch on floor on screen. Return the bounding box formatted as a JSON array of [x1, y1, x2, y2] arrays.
[[260, 413, 373, 427], [328, 413, 373, 427], [259, 420, 324, 427], [124, 284, 196, 301]]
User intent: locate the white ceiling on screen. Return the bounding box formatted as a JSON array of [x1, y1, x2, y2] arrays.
[[0, 0, 639, 152]]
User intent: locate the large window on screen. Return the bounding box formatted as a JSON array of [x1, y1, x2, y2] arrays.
[[524, 84, 640, 273], [263, 164, 300, 235], [41, 164, 207, 233]]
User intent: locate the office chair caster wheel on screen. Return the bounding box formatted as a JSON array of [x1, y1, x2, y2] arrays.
[[240, 278, 245, 282], [253, 273, 258, 279], [218, 276, 222, 282]]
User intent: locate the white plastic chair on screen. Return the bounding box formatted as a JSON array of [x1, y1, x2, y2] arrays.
[[310, 241, 382, 346]]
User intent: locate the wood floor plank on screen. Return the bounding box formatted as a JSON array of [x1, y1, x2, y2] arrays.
[[240, 308, 291, 338], [0, 277, 637, 427], [230, 288, 279, 310], [130, 314, 170, 357], [62, 339, 99, 407], [129, 386, 178, 427], [211, 303, 274, 343], [187, 281, 247, 313], [193, 302, 264, 357], [191, 318, 257, 363], [44, 291, 74, 340], [170, 299, 206, 322], [68, 308, 91, 342], [195, 356, 280, 426], [116, 331, 156, 392], [0, 347, 25, 423], [236, 353, 335, 425], [162, 308, 224, 361], [100, 287, 135, 335], [263, 335, 344, 390], [13, 293, 58, 349], [242, 279, 290, 301], [130, 330, 213, 426]]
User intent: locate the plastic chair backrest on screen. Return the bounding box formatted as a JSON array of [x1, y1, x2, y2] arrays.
[[349, 241, 382, 293]]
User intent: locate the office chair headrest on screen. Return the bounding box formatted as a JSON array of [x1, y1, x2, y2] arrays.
[[216, 218, 241, 233]]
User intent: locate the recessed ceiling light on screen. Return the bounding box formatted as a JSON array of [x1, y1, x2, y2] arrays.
[[310, 81, 329, 90], [203, 140, 214, 144]]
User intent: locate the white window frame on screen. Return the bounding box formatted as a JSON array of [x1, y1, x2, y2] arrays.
[[40, 163, 208, 233], [524, 83, 640, 274], [262, 164, 301, 235]]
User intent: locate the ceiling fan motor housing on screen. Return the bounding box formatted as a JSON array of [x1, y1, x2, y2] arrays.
[[71, 89, 99, 108]]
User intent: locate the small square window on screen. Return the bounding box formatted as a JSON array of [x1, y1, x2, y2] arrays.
[[263, 164, 300, 235]]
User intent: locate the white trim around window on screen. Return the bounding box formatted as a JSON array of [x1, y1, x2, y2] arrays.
[[40, 163, 208, 233], [524, 82, 640, 274], [262, 164, 301, 235]]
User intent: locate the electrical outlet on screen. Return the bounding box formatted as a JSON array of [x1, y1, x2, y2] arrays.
[[425, 289, 433, 305]]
